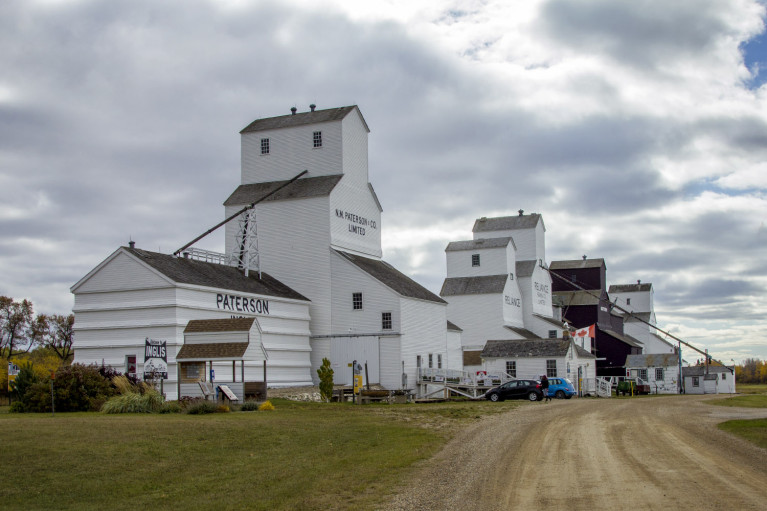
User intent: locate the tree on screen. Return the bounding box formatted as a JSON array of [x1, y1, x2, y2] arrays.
[[0, 296, 35, 359], [317, 357, 334, 402], [37, 314, 75, 362]]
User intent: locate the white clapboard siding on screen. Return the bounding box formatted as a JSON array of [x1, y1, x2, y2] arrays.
[[330, 336, 380, 385], [241, 121, 344, 184], [446, 329, 463, 371], [73, 251, 172, 293], [379, 336, 402, 389], [446, 293, 509, 349], [309, 338, 332, 385], [445, 244, 512, 278], [502, 277, 525, 327], [400, 297, 448, 390], [341, 108, 370, 187], [329, 180, 382, 258], [73, 287, 177, 312], [473, 221, 545, 263]]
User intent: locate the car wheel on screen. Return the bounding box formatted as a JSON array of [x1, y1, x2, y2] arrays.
[[489, 393, 500, 402], [556, 390, 565, 399], [528, 392, 539, 401]]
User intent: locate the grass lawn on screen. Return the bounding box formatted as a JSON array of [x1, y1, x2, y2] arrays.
[[710, 394, 767, 408], [736, 383, 767, 395], [718, 419, 767, 449], [0, 398, 520, 510]]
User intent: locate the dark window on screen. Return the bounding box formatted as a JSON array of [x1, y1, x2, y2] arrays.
[[382, 312, 392, 330], [626, 298, 631, 305], [506, 361, 516, 378], [416, 355, 422, 368], [638, 369, 648, 381], [437, 354, 442, 369], [126, 355, 137, 377], [546, 359, 557, 377], [313, 131, 322, 147], [352, 292, 362, 310], [692, 376, 700, 387], [655, 368, 663, 381], [722, 372, 727, 380], [472, 254, 480, 267], [260, 138, 270, 154], [509, 272, 514, 280], [570, 274, 576, 282], [548, 330, 557, 339], [428, 354, 433, 368]]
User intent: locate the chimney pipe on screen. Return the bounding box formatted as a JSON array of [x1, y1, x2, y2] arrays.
[[310, 104, 316, 112], [582, 255, 587, 260], [128, 240, 135, 249], [518, 209, 524, 216], [637, 279, 641, 285], [290, 106, 297, 115]]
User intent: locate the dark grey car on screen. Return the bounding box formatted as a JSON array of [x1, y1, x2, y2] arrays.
[[485, 379, 543, 402]]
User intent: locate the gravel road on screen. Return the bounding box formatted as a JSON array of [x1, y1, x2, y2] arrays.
[[382, 395, 767, 511]]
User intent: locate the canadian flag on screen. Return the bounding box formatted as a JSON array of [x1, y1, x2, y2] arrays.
[[573, 325, 595, 338]]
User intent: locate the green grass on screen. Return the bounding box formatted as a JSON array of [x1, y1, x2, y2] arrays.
[[736, 383, 767, 395], [718, 419, 767, 449], [710, 394, 767, 408], [0, 398, 521, 510]]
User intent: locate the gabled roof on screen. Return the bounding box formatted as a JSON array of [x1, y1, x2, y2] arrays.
[[682, 365, 735, 376], [447, 320, 462, 332], [601, 328, 642, 348], [176, 342, 249, 360], [440, 275, 507, 296], [482, 339, 595, 359], [553, 290, 600, 306], [333, 250, 446, 304], [185, 318, 256, 333], [515, 260, 539, 278], [550, 258, 606, 270], [472, 213, 544, 233], [625, 353, 678, 368], [224, 175, 343, 206], [240, 105, 369, 133], [124, 248, 309, 301], [532, 313, 566, 328], [505, 326, 538, 340], [445, 237, 514, 252], [609, 283, 653, 293]]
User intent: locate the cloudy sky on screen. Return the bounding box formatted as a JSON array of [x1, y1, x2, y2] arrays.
[[2, 0, 766, 364]]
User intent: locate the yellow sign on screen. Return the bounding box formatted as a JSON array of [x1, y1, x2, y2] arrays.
[[353, 374, 363, 393]]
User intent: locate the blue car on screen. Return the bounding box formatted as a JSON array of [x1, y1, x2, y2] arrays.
[[546, 377, 576, 399]]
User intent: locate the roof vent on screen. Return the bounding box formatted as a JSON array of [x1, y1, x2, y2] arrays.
[[290, 106, 297, 115], [128, 240, 135, 249], [479, 217, 487, 222], [518, 209, 524, 216], [637, 279, 641, 285], [310, 104, 316, 112], [582, 255, 587, 260]]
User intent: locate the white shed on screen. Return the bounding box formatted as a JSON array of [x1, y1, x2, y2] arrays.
[[625, 353, 680, 394], [682, 366, 736, 394]]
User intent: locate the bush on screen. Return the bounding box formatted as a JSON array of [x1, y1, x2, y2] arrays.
[[42, 364, 118, 412], [159, 401, 183, 414], [9, 362, 38, 403], [186, 400, 218, 415], [317, 357, 334, 402], [258, 400, 275, 411], [240, 400, 260, 411], [216, 404, 230, 413], [9, 401, 25, 413], [101, 389, 164, 414]]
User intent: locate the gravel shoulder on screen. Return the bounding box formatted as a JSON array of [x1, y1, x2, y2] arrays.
[[381, 395, 767, 511]]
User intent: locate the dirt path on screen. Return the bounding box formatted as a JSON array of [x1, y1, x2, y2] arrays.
[[382, 395, 767, 510]]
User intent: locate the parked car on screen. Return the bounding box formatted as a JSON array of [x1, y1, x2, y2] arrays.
[[485, 379, 543, 402], [546, 377, 575, 399]]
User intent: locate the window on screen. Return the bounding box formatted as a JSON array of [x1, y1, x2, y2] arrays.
[[260, 138, 270, 155], [382, 312, 392, 330], [655, 368, 664, 381], [313, 131, 322, 147], [509, 272, 514, 280], [416, 355, 422, 368], [546, 359, 557, 377], [570, 274, 576, 282], [437, 354, 442, 369], [428, 354, 433, 368], [506, 360, 516, 378], [352, 292, 362, 310], [626, 298, 631, 305], [722, 372, 727, 380], [638, 369, 648, 381], [471, 254, 480, 267], [692, 376, 700, 387], [125, 355, 137, 377], [548, 330, 557, 339]]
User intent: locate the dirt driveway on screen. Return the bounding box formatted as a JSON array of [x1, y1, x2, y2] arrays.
[[382, 395, 767, 510]]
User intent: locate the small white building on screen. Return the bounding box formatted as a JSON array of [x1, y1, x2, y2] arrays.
[[625, 353, 681, 394], [682, 366, 736, 394], [479, 339, 596, 394]]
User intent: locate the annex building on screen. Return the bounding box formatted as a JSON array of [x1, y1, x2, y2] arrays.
[[71, 105, 450, 399]]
